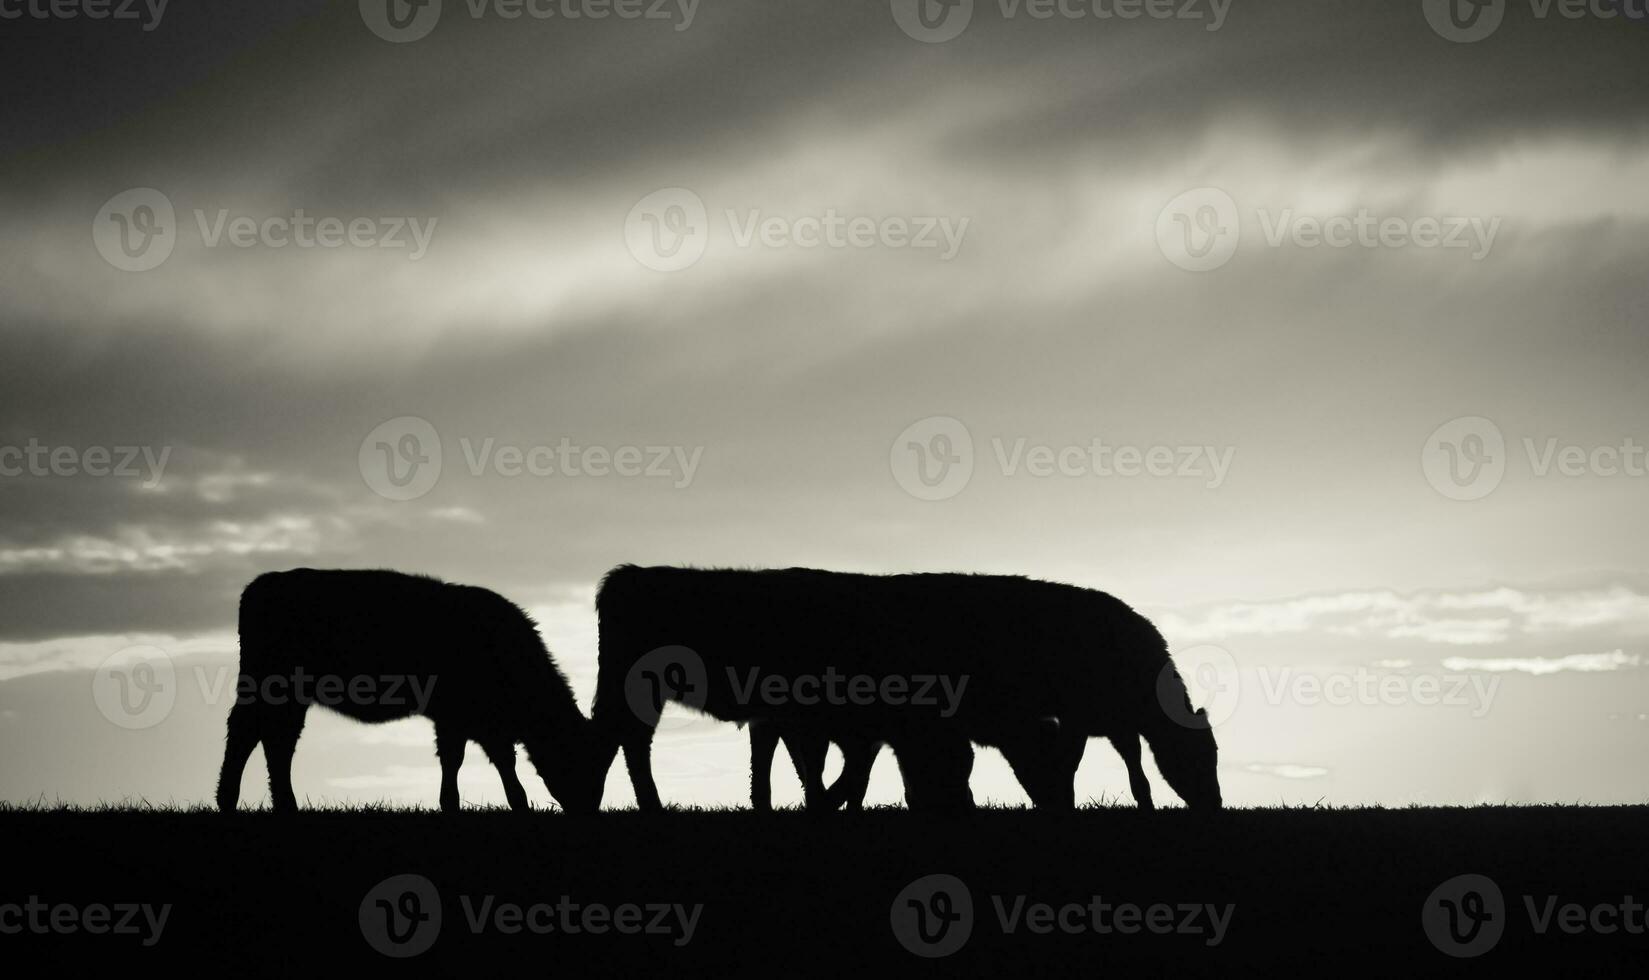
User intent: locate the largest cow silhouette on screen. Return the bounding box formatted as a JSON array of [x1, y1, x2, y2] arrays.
[[591, 565, 1221, 812], [216, 568, 602, 814]]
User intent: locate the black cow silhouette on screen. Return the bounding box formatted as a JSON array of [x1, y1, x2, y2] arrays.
[[591, 565, 1221, 813], [215, 568, 602, 814]]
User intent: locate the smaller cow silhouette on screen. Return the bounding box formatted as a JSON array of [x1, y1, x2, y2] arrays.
[[215, 568, 603, 814]]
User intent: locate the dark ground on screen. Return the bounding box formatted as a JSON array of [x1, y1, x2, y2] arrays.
[[4, 805, 1647, 974]]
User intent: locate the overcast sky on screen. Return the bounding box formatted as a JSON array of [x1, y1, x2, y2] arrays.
[[1, 0, 1647, 810]]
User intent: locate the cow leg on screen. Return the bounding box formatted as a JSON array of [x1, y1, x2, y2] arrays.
[[749, 722, 780, 811], [261, 703, 309, 814], [624, 734, 663, 811], [781, 730, 831, 811], [824, 737, 881, 811], [216, 700, 261, 812], [483, 740, 531, 812], [894, 731, 974, 813], [998, 719, 1083, 810], [435, 724, 467, 813], [1111, 732, 1156, 811]]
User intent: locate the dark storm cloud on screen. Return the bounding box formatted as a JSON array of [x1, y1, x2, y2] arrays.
[[0, 0, 338, 156], [5, 2, 1646, 189], [934, 3, 1649, 163]]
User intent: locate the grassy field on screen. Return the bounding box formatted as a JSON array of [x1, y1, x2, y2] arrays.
[[5, 804, 1647, 973]]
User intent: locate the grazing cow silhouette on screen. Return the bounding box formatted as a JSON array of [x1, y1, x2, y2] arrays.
[[747, 721, 881, 811], [215, 568, 602, 814], [591, 565, 1221, 813]]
